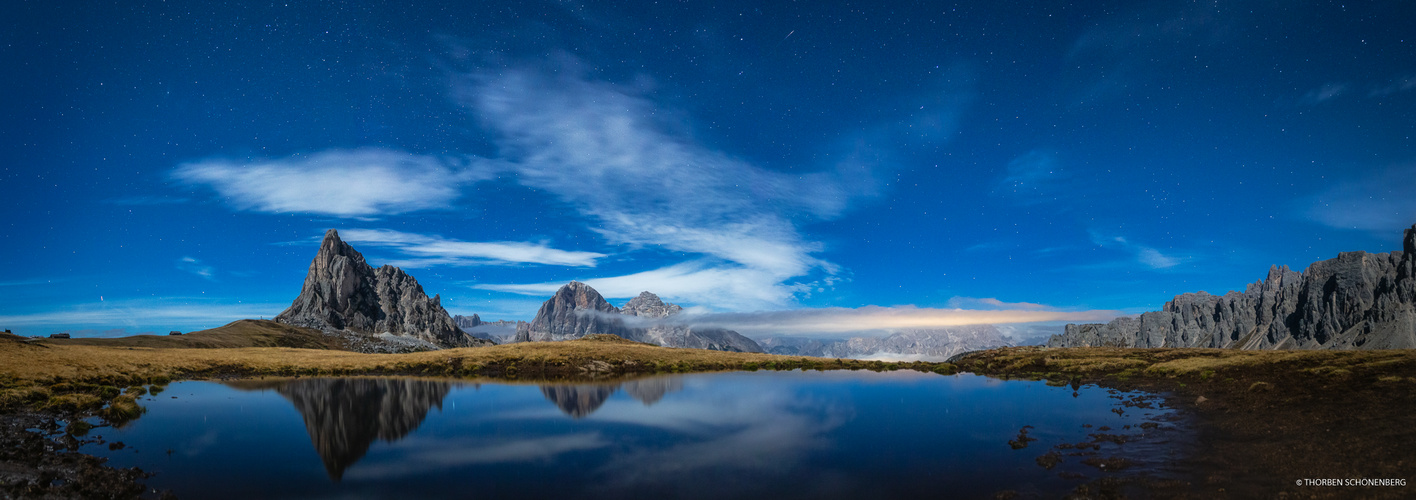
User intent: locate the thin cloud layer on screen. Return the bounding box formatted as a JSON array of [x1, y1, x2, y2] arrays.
[[0, 300, 287, 329], [173, 148, 492, 217], [1305, 165, 1416, 232], [671, 304, 1122, 337], [476, 261, 803, 310], [339, 228, 606, 268]]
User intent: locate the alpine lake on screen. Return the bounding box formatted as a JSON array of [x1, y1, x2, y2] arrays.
[[73, 370, 1192, 499]]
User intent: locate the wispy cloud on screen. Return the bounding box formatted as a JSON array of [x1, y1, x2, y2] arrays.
[[0, 300, 286, 329], [475, 261, 805, 310], [456, 59, 885, 308], [1088, 231, 1181, 269], [1300, 83, 1348, 105], [346, 433, 610, 481], [176, 256, 215, 280], [1305, 164, 1416, 232], [0, 277, 65, 287], [106, 195, 190, 206], [671, 304, 1121, 337], [944, 296, 1057, 311], [1368, 74, 1416, 97], [338, 228, 605, 268], [997, 150, 1072, 204], [173, 148, 495, 217]]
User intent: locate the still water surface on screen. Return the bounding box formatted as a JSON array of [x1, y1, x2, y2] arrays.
[[83, 371, 1187, 499]]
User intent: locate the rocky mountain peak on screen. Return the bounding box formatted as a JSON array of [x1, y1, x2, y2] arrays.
[[518, 281, 624, 342], [557, 281, 620, 312], [515, 282, 762, 352], [621, 291, 683, 319], [274, 229, 485, 349]]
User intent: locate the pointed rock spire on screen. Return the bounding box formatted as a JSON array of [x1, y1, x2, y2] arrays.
[[274, 229, 484, 348]]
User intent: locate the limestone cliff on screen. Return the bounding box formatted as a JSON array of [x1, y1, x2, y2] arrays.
[[1048, 224, 1416, 350]]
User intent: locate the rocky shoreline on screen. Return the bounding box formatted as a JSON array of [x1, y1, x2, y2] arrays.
[[0, 411, 161, 499]]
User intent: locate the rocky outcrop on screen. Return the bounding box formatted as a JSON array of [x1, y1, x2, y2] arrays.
[[275, 229, 488, 349], [1048, 225, 1416, 350], [514, 284, 763, 352], [452, 314, 481, 330], [621, 292, 683, 318], [757, 325, 1015, 361]]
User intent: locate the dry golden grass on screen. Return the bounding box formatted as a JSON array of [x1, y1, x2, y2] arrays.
[[954, 345, 1416, 381]]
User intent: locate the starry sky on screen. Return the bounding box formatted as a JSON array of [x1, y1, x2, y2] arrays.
[[3, 0, 1414, 339]]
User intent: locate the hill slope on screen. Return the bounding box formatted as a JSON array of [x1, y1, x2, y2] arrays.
[[41, 320, 349, 350]]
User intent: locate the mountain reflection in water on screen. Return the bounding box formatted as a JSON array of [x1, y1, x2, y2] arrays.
[[92, 372, 1184, 499], [235, 376, 685, 478], [231, 378, 454, 479], [540, 377, 685, 417]]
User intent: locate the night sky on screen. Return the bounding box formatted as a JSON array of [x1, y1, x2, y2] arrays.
[[3, 1, 1414, 339]]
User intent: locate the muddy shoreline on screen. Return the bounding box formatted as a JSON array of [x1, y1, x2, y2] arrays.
[[0, 411, 160, 500]]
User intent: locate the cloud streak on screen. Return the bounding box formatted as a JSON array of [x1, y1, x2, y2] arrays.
[[669, 304, 1122, 337], [455, 60, 882, 308], [173, 148, 493, 217], [474, 261, 808, 310], [338, 228, 606, 268], [177, 256, 215, 280], [1089, 231, 1181, 269]]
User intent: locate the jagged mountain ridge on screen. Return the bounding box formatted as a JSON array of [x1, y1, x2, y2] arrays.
[[757, 325, 1015, 361], [453, 314, 521, 344], [1048, 224, 1416, 350], [274, 229, 488, 349], [513, 285, 763, 352]]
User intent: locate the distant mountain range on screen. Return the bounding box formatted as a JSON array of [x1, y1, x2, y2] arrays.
[[757, 325, 1015, 362], [1048, 224, 1416, 350], [452, 314, 522, 344]]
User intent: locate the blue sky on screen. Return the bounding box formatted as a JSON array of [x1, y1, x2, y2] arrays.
[[2, 0, 1413, 338]]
